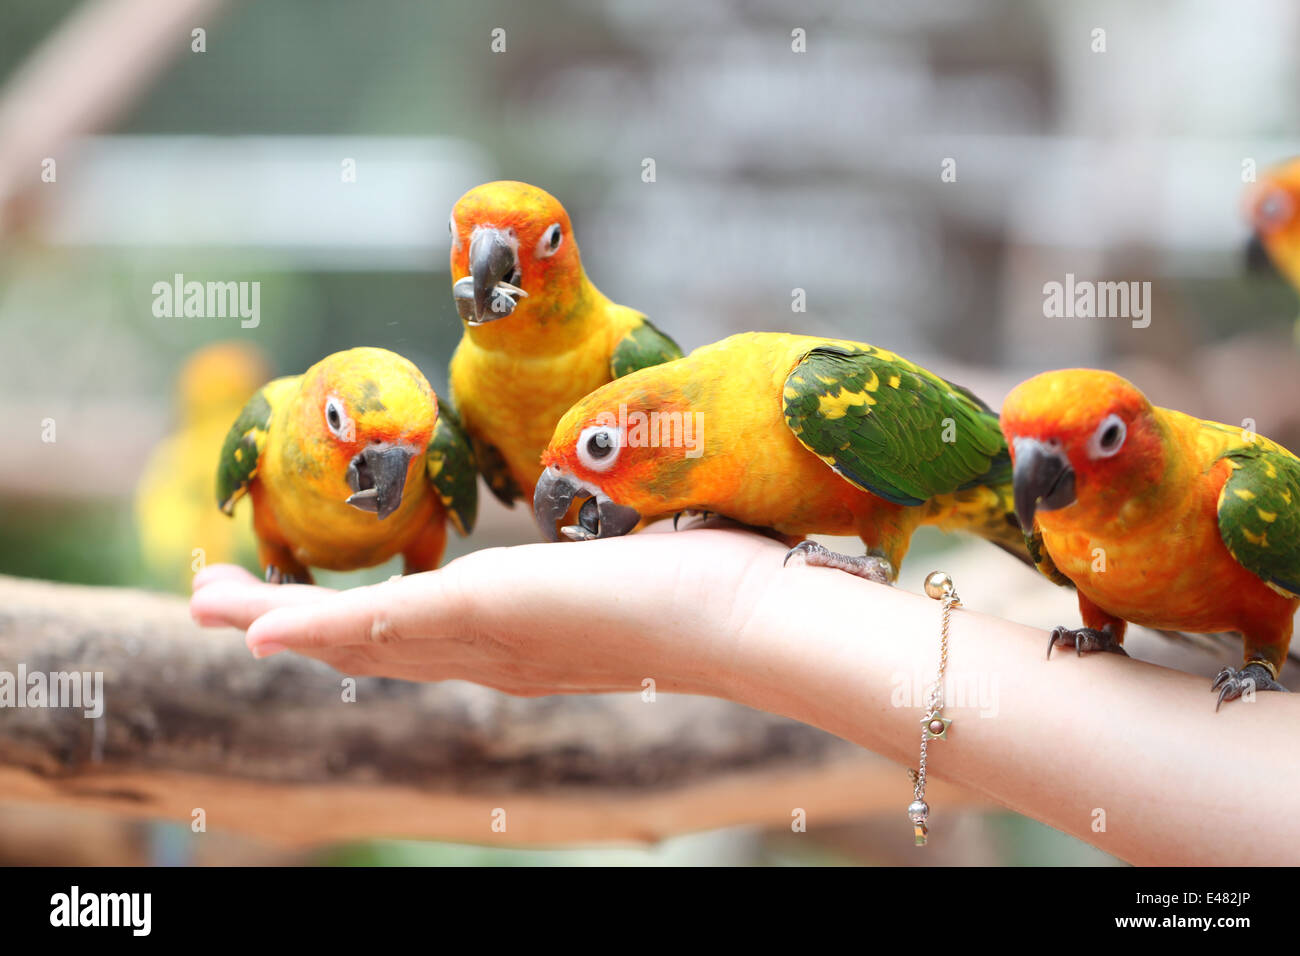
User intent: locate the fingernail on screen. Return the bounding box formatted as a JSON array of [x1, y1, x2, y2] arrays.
[[250, 641, 288, 659]]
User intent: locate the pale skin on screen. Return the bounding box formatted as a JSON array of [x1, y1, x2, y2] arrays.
[[190, 524, 1300, 865]]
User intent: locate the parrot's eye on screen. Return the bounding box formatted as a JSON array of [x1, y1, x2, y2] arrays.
[[325, 396, 353, 441], [448, 213, 460, 252], [536, 222, 563, 259], [576, 424, 620, 472], [1089, 414, 1126, 459]]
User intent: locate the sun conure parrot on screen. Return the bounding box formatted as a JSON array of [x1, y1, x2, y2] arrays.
[[216, 347, 477, 583], [1001, 368, 1299, 708], [136, 341, 271, 592], [533, 332, 1028, 582], [1244, 157, 1300, 346], [447, 180, 681, 510]]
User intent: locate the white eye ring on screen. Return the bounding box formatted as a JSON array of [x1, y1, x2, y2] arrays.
[[449, 213, 460, 252], [1088, 413, 1126, 459], [536, 222, 563, 258], [325, 396, 354, 441], [576, 424, 620, 472]]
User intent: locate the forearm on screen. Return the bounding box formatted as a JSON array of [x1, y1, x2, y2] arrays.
[[711, 563, 1300, 866]]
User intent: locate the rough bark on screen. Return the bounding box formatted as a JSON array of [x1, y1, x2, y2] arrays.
[[0, 575, 978, 846]]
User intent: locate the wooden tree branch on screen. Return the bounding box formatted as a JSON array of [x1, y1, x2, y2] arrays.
[[0, 575, 983, 846]]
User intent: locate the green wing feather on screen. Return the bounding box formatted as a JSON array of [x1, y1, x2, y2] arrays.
[[609, 317, 683, 379], [1217, 444, 1300, 598], [782, 343, 1010, 506], [216, 379, 286, 514], [426, 402, 479, 536]]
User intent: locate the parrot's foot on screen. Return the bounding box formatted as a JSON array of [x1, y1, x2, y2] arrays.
[[1211, 663, 1289, 711], [672, 510, 714, 530], [782, 541, 894, 585], [264, 565, 309, 585], [1046, 624, 1128, 660]]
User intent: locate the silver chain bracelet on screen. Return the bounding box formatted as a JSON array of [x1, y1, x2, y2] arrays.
[[907, 570, 960, 846]]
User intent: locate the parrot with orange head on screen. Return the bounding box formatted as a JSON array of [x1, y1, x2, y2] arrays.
[[1001, 369, 1299, 708], [534, 332, 1028, 583], [447, 181, 681, 510]]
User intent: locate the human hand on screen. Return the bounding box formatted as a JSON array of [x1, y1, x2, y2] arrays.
[[190, 524, 790, 698]]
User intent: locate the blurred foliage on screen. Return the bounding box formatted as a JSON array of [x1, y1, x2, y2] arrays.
[[0, 499, 142, 586]]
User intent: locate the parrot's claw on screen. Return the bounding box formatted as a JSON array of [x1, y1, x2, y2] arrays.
[[782, 541, 894, 585], [1211, 663, 1289, 711], [1046, 624, 1128, 659], [672, 510, 714, 531], [264, 565, 307, 585]]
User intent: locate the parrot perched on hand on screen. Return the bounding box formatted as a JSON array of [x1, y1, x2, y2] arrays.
[[447, 180, 681, 509], [217, 347, 476, 583], [1001, 368, 1299, 708], [533, 332, 1028, 582], [1244, 157, 1300, 345], [136, 341, 271, 592]]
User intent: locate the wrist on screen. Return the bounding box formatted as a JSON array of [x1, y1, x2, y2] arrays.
[[708, 565, 939, 757]]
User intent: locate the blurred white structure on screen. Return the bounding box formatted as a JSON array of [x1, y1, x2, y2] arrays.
[[40, 135, 492, 270]]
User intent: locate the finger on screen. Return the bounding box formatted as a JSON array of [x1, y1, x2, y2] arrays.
[[282, 644, 460, 683], [190, 578, 337, 631], [261, 636, 503, 688], [192, 563, 262, 592], [244, 571, 456, 654], [275, 644, 381, 675]]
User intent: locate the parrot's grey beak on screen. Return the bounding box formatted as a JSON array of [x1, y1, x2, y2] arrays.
[[452, 228, 528, 325], [345, 443, 414, 520], [1011, 438, 1076, 531], [533, 465, 641, 542], [1245, 232, 1277, 276]]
